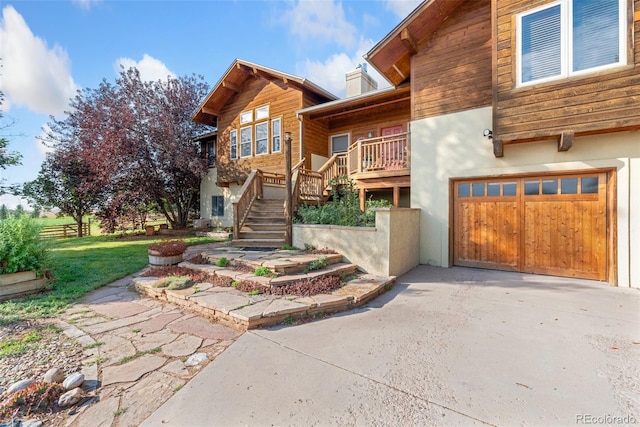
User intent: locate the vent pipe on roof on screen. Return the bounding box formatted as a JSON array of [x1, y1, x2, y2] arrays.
[[345, 63, 378, 98]]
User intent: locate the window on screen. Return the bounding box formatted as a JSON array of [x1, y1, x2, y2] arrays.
[[330, 134, 350, 154], [207, 141, 216, 167], [517, 0, 625, 86], [230, 130, 238, 160], [211, 196, 224, 217], [240, 126, 252, 158], [255, 105, 269, 120], [271, 118, 281, 153], [240, 110, 253, 124], [256, 122, 268, 155]]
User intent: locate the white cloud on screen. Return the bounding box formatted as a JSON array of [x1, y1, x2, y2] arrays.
[[286, 0, 358, 50], [297, 38, 391, 98], [384, 0, 422, 19], [0, 6, 78, 116], [0, 194, 28, 210], [114, 54, 176, 82], [71, 0, 103, 11]]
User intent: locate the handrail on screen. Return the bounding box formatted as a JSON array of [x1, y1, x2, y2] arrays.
[[292, 157, 306, 171], [348, 132, 410, 174], [261, 171, 286, 186], [232, 170, 262, 240]]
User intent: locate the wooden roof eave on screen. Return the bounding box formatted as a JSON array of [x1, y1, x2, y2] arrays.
[[364, 0, 465, 86], [192, 59, 337, 126]]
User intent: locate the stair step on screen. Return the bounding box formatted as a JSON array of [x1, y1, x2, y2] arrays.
[[231, 238, 286, 248], [245, 216, 286, 224], [247, 210, 285, 217], [238, 231, 286, 239], [243, 223, 286, 232]]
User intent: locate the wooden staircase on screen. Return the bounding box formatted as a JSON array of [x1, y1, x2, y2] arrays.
[[232, 198, 286, 247]]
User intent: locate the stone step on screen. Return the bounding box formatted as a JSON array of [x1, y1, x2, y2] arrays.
[[242, 223, 286, 232], [261, 253, 345, 274]]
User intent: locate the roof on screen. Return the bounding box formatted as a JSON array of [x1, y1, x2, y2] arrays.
[[364, 0, 465, 86], [192, 59, 338, 126], [296, 84, 410, 121]]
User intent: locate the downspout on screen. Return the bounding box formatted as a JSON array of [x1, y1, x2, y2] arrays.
[[297, 112, 303, 165]]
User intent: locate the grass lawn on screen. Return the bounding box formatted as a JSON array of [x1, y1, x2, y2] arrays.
[[0, 234, 224, 325]]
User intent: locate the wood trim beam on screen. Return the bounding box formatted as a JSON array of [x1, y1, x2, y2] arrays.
[[635, 10, 640, 21], [392, 64, 406, 80], [201, 106, 219, 116], [558, 130, 574, 152], [493, 139, 504, 157], [400, 28, 418, 55], [222, 81, 240, 93]]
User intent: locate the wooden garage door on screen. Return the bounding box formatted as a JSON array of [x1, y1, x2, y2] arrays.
[[453, 172, 608, 280]]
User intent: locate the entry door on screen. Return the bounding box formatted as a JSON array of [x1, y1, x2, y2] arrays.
[[453, 172, 609, 280]]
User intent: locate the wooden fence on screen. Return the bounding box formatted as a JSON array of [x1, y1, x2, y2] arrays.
[[40, 220, 91, 239]]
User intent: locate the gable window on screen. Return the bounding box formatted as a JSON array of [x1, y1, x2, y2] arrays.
[[230, 129, 238, 160], [240, 110, 253, 125], [211, 196, 224, 217], [240, 126, 252, 158], [255, 105, 269, 120], [255, 122, 268, 155], [330, 133, 350, 154], [517, 0, 626, 86], [271, 118, 281, 153]]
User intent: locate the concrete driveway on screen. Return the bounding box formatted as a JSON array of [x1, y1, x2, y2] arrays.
[[142, 266, 640, 426]]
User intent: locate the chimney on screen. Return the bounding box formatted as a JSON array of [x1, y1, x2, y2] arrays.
[[345, 63, 378, 98]]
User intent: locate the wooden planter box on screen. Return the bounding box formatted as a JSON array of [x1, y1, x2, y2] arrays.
[[0, 271, 48, 302]]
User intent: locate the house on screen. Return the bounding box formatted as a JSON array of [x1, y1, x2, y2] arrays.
[[192, 59, 337, 230], [364, 0, 639, 287]]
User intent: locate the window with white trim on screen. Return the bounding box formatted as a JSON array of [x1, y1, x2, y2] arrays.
[[330, 133, 349, 154], [240, 126, 252, 158], [517, 0, 626, 86], [230, 129, 238, 160], [212, 196, 224, 217], [271, 118, 281, 153], [255, 105, 269, 120], [255, 122, 268, 155], [240, 110, 253, 124]]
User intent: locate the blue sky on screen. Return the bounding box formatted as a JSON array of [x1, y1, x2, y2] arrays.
[[0, 0, 420, 209]]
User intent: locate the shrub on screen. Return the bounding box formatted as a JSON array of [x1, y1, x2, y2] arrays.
[[147, 240, 187, 256], [0, 217, 49, 275], [254, 266, 271, 276], [216, 257, 230, 267], [295, 176, 392, 227]]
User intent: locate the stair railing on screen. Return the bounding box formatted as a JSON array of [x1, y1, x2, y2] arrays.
[[232, 170, 263, 240]]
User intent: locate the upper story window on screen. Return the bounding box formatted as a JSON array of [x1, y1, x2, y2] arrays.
[[255, 122, 268, 155], [517, 0, 626, 86], [206, 141, 216, 167], [240, 110, 253, 124], [240, 126, 252, 158], [255, 105, 269, 120], [230, 130, 238, 160], [271, 118, 281, 153]]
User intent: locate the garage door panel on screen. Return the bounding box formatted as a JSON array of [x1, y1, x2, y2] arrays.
[[453, 172, 608, 281]]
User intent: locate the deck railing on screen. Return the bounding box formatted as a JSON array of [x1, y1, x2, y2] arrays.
[[232, 170, 262, 240], [347, 132, 410, 175]]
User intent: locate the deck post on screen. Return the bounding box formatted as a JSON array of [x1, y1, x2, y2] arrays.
[[284, 131, 293, 246]]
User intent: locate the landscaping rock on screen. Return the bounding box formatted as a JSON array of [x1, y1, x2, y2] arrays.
[[43, 367, 65, 383], [7, 378, 34, 394], [63, 372, 85, 390], [185, 353, 208, 366], [58, 387, 84, 407]]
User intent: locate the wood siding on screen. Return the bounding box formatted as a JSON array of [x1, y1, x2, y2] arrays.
[[412, 0, 493, 120], [301, 99, 411, 165], [215, 77, 303, 183], [495, 0, 640, 144]]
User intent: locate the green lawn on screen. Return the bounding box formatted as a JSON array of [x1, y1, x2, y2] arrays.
[[0, 234, 223, 325]]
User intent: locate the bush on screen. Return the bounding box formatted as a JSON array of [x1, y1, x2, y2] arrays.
[[0, 217, 49, 275], [295, 176, 392, 227]]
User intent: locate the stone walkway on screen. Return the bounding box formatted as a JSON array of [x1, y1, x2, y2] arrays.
[[58, 275, 241, 427], [54, 244, 396, 426]]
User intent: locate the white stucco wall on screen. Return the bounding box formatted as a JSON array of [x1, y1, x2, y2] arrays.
[[200, 168, 243, 228], [410, 107, 639, 288], [292, 208, 420, 277]]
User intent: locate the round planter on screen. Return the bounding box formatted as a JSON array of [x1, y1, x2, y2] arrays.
[[148, 250, 184, 266]]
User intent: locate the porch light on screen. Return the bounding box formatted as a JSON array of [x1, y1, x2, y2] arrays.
[[285, 131, 292, 142], [483, 129, 493, 139]]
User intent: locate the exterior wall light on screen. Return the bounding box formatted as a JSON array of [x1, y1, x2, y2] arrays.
[[483, 129, 493, 139]]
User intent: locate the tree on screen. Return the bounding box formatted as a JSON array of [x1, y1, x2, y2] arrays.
[[13, 204, 24, 218], [0, 204, 7, 220]]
